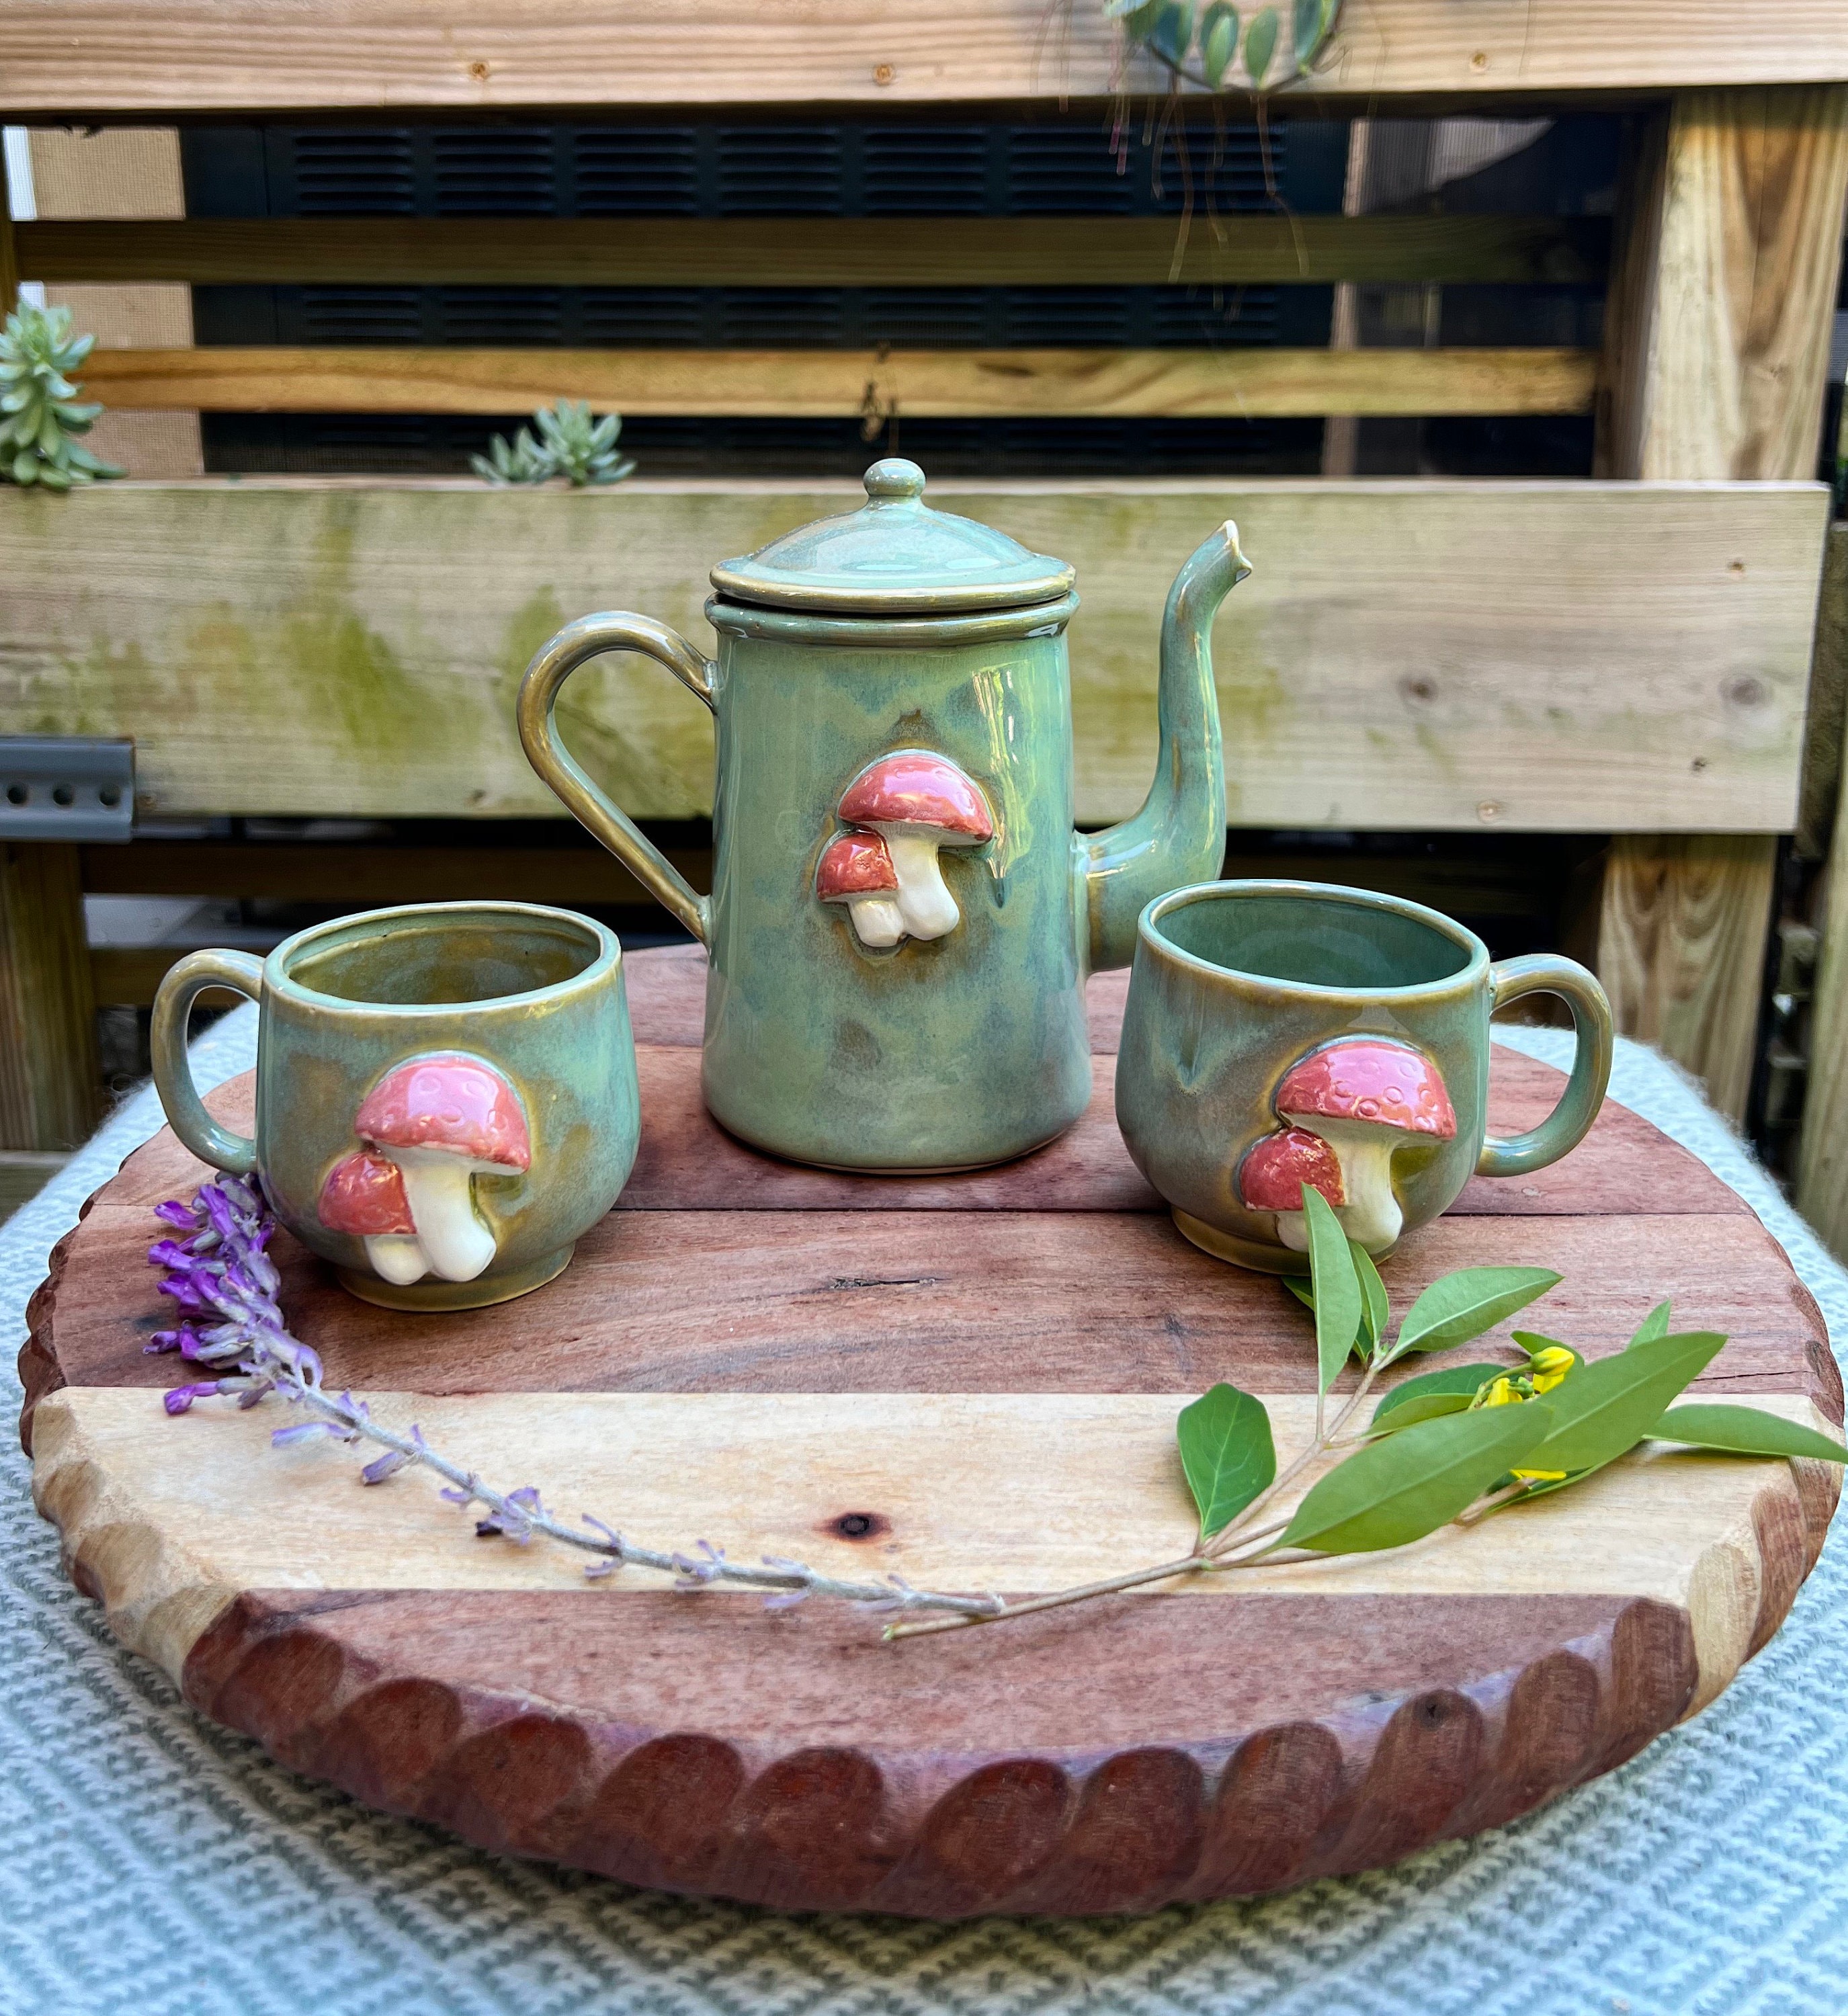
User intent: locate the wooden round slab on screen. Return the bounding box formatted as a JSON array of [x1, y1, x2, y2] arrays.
[[19, 948, 1842, 1916]]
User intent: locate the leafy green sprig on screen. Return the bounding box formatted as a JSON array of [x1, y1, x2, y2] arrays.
[[471, 399, 636, 487], [0, 302, 122, 491], [1109, 0, 1341, 91], [886, 1183, 1847, 1641]]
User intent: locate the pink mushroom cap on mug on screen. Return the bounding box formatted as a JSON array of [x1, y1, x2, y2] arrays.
[[816, 829, 905, 948], [836, 751, 993, 942], [317, 1148, 429, 1287], [354, 1054, 531, 1284], [1269, 1038, 1457, 1254]]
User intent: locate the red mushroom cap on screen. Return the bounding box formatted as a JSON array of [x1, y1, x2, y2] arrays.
[[355, 1054, 532, 1170], [816, 829, 900, 900], [318, 1150, 416, 1235], [1275, 1039, 1456, 1138], [1240, 1127, 1347, 1211], [837, 753, 993, 843]]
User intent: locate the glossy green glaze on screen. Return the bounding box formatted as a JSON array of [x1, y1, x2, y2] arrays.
[[150, 902, 639, 1310], [1115, 880, 1613, 1271], [517, 460, 1245, 1171]]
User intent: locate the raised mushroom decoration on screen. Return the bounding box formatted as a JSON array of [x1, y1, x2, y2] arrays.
[[1238, 1126, 1347, 1254], [835, 751, 994, 941], [1271, 1037, 1456, 1253], [318, 1149, 427, 1285], [353, 1053, 532, 1283], [816, 829, 905, 948]]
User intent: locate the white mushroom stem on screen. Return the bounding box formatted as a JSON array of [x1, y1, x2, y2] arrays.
[[882, 832, 961, 939], [1289, 1118, 1404, 1253], [1273, 1213, 1310, 1254], [846, 892, 906, 947], [386, 1146, 501, 1282], [363, 1233, 429, 1285]]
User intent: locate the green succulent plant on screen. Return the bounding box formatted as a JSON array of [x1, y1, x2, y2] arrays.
[[471, 399, 637, 487], [0, 302, 122, 491], [1109, 0, 1341, 89]]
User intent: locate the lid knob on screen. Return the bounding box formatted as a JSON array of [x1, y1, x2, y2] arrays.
[[863, 458, 927, 504]]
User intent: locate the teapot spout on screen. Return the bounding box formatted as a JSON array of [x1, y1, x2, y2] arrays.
[[1078, 519, 1248, 972]]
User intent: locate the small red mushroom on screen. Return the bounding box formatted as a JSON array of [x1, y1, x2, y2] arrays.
[[816, 829, 905, 947], [355, 1054, 531, 1283], [837, 751, 993, 941], [1273, 1038, 1456, 1252], [1238, 1126, 1347, 1253], [318, 1150, 428, 1285]]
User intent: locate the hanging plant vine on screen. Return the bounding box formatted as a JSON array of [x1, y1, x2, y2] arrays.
[[1108, 0, 1345, 93]]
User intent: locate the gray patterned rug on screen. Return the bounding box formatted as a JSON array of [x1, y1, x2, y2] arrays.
[[2, 1009, 1839, 2016]]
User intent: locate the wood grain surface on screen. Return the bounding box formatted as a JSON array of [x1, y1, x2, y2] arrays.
[[20, 951, 1841, 1915], [3, 0, 1847, 116], [0, 479, 1826, 833], [79, 345, 1599, 420]]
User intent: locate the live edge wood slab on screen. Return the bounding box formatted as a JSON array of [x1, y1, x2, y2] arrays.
[[17, 948, 1843, 1917]]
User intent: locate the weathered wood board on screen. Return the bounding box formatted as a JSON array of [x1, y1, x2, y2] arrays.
[[2, 0, 1845, 114], [79, 345, 1598, 419], [0, 478, 1827, 832], [19, 950, 1841, 1914]]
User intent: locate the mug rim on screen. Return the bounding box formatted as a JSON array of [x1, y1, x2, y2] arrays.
[[1138, 878, 1490, 1001], [263, 899, 622, 1015]]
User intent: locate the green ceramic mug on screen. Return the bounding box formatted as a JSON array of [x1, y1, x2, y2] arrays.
[[150, 901, 640, 1310], [1115, 880, 1613, 1272]]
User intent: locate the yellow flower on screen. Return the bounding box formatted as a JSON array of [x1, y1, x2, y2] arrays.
[[1512, 1467, 1568, 1483], [1527, 1346, 1574, 1394], [1478, 1376, 1521, 1408]]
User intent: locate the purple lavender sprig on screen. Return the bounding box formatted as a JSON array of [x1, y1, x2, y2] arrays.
[[147, 1177, 1002, 1624]]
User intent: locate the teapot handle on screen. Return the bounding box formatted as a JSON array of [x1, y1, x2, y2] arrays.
[[516, 612, 716, 946]]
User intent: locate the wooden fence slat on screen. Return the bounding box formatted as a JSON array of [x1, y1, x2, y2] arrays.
[[3, 1, 1847, 114], [0, 843, 100, 1153], [80, 345, 1598, 419], [1594, 84, 1848, 1126], [15, 214, 1611, 289], [0, 478, 1824, 835]]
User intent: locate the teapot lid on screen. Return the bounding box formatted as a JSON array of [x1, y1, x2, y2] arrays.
[[709, 459, 1074, 615]]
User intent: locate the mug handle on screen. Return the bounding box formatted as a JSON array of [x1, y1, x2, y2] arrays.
[[1478, 954, 1615, 1179], [517, 611, 716, 946], [150, 949, 265, 1175]]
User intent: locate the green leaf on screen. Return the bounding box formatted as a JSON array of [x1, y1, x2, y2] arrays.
[[1390, 1267, 1561, 1359], [1352, 1241, 1390, 1357], [1648, 1404, 1848, 1464], [1302, 1185, 1362, 1394], [1281, 1404, 1554, 1554], [1118, 0, 1165, 38], [1370, 1361, 1507, 1427], [1177, 1384, 1278, 1538], [1147, 0, 1195, 65], [1283, 1275, 1316, 1314], [1630, 1301, 1672, 1347], [1245, 3, 1277, 83], [1292, 0, 1330, 71], [1521, 1331, 1726, 1476], [1201, 1, 1239, 82]]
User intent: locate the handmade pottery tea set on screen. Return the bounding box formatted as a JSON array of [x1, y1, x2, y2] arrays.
[[151, 460, 1614, 1309]]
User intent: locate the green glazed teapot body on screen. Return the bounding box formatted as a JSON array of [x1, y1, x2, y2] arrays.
[[518, 460, 1249, 1172]]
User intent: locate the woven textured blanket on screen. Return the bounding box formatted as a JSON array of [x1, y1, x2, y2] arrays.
[[1, 1008, 1839, 2016]]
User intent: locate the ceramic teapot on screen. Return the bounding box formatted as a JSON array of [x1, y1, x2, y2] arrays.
[[517, 458, 1249, 1172]]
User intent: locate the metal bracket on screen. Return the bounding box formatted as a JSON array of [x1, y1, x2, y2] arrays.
[[0, 737, 134, 843]]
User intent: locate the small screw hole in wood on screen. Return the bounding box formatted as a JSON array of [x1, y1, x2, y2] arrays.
[[830, 1511, 888, 1541], [873, 63, 896, 84]]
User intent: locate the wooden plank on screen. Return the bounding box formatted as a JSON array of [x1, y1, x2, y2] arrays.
[[1597, 88, 1848, 484], [1798, 534, 1848, 1252], [0, 843, 101, 1152], [2, 1, 1847, 114], [15, 214, 1611, 289], [0, 143, 17, 318], [1593, 86, 1848, 1122], [1596, 835, 1779, 1126], [1797, 522, 1848, 859], [0, 478, 1827, 834], [38, 1381, 1829, 1608], [79, 345, 1599, 421], [0, 1148, 69, 1222]]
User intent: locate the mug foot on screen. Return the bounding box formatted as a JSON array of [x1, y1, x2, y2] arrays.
[[335, 1245, 575, 1311], [1171, 1210, 1314, 1277]]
